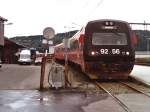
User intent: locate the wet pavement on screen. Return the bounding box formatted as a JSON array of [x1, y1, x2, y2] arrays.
[[0, 64, 41, 89], [83, 93, 150, 112], [116, 93, 150, 112], [82, 95, 126, 112], [0, 90, 150, 112], [0, 90, 84, 112], [0, 90, 112, 112], [130, 65, 150, 86]]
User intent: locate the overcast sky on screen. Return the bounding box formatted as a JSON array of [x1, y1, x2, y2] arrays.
[[0, 0, 150, 37]]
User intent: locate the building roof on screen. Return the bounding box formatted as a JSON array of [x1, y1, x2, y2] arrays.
[[4, 37, 26, 48], [0, 16, 7, 22]]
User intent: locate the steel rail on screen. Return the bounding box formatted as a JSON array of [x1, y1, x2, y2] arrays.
[[95, 82, 132, 112], [120, 82, 150, 98]]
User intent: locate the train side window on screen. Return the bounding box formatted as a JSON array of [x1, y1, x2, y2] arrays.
[[70, 40, 78, 50], [70, 41, 74, 50], [73, 40, 79, 49]]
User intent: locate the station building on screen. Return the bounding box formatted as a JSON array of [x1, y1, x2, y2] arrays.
[[1, 38, 25, 64], [0, 16, 25, 64]]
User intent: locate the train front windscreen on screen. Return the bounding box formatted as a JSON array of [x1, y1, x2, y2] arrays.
[[92, 32, 127, 46]]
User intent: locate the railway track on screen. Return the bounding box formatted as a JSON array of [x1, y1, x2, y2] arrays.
[[94, 81, 150, 112], [120, 81, 150, 97], [95, 82, 133, 112]]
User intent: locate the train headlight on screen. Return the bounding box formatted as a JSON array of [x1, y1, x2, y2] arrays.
[[91, 51, 95, 55], [126, 51, 130, 55], [90, 51, 99, 56]]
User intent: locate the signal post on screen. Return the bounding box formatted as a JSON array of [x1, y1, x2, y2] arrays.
[[40, 27, 55, 90]]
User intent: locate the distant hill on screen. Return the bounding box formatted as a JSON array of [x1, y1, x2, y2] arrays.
[[10, 30, 78, 52], [10, 35, 43, 52], [10, 30, 150, 52]]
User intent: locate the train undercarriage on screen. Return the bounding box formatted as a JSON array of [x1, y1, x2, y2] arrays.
[[84, 61, 134, 79]]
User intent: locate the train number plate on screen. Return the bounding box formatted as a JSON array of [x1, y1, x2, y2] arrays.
[[100, 49, 120, 54]]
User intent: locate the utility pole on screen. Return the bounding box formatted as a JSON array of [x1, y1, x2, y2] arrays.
[[63, 26, 74, 86], [147, 38, 150, 56]]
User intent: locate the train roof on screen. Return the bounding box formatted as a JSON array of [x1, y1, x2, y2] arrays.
[[87, 19, 129, 25]]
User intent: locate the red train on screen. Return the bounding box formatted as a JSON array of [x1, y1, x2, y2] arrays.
[[54, 19, 137, 79]]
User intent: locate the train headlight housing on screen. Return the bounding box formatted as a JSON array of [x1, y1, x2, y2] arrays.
[[89, 51, 99, 56], [122, 51, 130, 55], [126, 51, 130, 55]]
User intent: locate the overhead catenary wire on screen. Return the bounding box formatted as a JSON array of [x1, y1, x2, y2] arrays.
[[82, 0, 91, 8], [86, 0, 104, 18], [70, 0, 91, 28], [71, 0, 105, 28]]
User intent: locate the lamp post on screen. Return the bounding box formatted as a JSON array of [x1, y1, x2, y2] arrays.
[[0, 17, 8, 67]]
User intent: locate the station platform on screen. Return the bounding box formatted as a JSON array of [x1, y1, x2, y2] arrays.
[[0, 90, 150, 112], [130, 65, 150, 86]]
